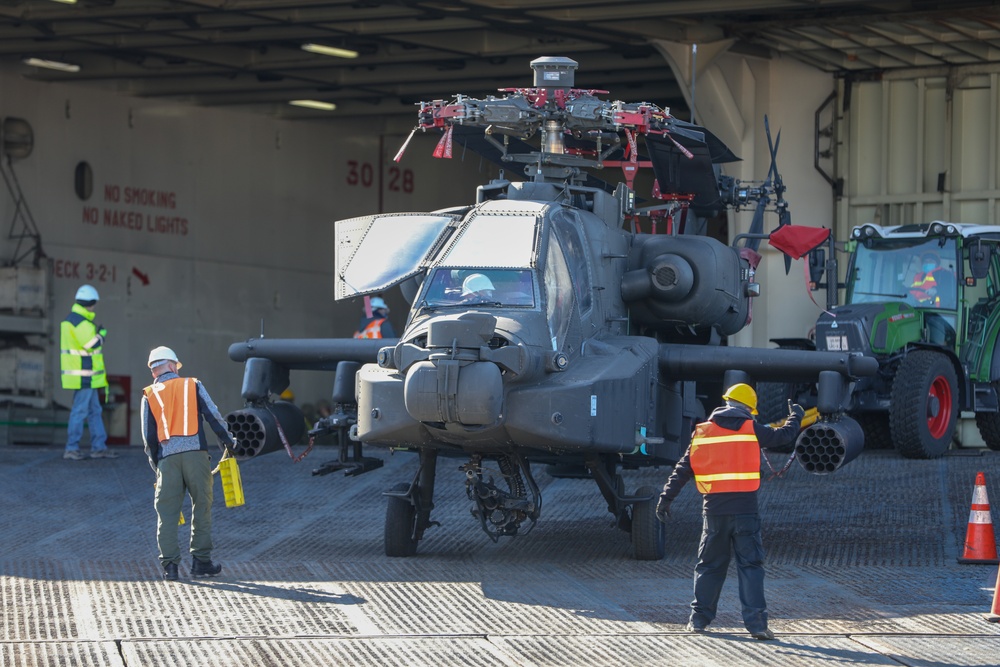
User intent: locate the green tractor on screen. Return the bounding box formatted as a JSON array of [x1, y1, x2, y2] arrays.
[[762, 221, 1000, 459]]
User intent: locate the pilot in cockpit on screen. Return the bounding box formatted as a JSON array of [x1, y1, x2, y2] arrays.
[[460, 273, 497, 303]]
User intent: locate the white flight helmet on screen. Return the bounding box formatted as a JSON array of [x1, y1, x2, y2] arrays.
[[75, 284, 100, 302], [147, 346, 182, 370], [462, 273, 494, 295]]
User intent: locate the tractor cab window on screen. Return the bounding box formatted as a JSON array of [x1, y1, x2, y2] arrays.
[[849, 238, 958, 310], [421, 268, 535, 308]]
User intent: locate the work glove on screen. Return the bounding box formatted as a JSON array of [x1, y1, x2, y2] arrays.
[[788, 400, 805, 420], [655, 495, 672, 523], [96, 324, 107, 339]]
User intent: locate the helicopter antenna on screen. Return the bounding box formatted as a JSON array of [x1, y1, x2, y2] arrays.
[[260, 319, 265, 339], [690, 43, 698, 124]]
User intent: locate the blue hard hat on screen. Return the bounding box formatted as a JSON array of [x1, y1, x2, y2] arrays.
[[369, 297, 388, 311]]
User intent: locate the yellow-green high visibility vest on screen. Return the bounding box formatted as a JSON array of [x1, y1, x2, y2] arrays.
[[60, 303, 107, 390]]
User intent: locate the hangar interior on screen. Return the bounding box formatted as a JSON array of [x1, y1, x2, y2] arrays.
[[1, 0, 999, 443]]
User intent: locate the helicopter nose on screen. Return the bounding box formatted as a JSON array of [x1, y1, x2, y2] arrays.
[[404, 360, 503, 425]]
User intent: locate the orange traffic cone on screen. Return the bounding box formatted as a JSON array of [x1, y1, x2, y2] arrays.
[[987, 565, 1000, 622], [959, 472, 1000, 564]]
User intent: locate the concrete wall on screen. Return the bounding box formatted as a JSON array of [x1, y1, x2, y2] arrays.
[[712, 54, 838, 349]]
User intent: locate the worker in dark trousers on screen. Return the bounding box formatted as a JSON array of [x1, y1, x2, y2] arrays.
[[656, 383, 804, 640], [141, 346, 236, 581]]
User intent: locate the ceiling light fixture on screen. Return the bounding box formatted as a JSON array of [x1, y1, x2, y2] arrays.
[[301, 43, 359, 59], [289, 100, 337, 111], [48, 0, 78, 4], [22, 57, 80, 73]]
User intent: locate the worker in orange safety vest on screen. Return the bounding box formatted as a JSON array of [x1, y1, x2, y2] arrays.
[[655, 383, 804, 640], [141, 345, 236, 582], [353, 296, 396, 339], [908, 252, 943, 307]]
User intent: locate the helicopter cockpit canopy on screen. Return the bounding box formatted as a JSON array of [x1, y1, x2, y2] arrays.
[[335, 201, 544, 300], [335, 212, 460, 299]]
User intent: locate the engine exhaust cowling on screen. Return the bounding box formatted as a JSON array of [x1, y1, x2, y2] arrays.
[[622, 234, 750, 336]]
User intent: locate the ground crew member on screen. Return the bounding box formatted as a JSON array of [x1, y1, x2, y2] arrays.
[[353, 296, 395, 339], [140, 346, 236, 581], [61, 284, 116, 460], [656, 383, 804, 640], [909, 252, 942, 307]]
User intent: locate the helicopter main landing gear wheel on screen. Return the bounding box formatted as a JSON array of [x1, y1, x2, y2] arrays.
[[631, 485, 665, 561], [385, 482, 419, 557]]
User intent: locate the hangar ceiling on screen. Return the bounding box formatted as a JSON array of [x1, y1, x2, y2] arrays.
[[1, 0, 1000, 130]]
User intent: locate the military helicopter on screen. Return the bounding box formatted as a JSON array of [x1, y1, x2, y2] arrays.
[[227, 57, 876, 560]]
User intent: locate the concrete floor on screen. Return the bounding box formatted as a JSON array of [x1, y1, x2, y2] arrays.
[[3, 441, 1000, 666]]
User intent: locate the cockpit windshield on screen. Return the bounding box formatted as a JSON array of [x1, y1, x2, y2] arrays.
[[848, 238, 958, 310], [421, 268, 536, 308]]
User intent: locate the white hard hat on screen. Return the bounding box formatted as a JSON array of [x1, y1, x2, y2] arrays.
[[75, 284, 100, 302], [147, 346, 182, 370], [462, 273, 494, 295], [369, 296, 388, 312]]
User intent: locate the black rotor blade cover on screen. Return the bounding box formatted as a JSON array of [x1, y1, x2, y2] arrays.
[[668, 119, 741, 164], [645, 136, 724, 216]]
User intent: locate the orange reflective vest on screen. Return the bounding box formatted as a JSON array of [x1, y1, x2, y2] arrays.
[[354, 318, 387, 339], [909, 269, 940, 306], [689, 420, 761, 494], [143, 377, 200, 442]]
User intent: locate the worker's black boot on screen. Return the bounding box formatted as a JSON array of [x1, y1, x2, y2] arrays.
[[191, 557, 222, 577], [162, 563, 179, 581]]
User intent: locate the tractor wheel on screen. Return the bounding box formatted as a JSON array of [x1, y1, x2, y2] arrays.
[[756, 382, 806, 453], [385, 482, 419, 557], [854, 413, 893, 450], [631, 485, 665, 561], [756, 382, 794, 424], [889, 351, 958, 459], [975, 407, 1000, 451]]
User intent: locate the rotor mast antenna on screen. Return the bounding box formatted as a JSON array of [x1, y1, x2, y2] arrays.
[[532, 56, 575, 161]]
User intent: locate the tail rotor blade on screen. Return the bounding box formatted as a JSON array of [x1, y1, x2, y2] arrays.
[[764, 116, 778, 186], [745, 197, 767, 251], [779, 207, 792, 273]]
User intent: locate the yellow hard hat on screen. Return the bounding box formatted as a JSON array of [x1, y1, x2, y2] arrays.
[[722, 383, 758, 415], [280, 388, 295, 401]]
